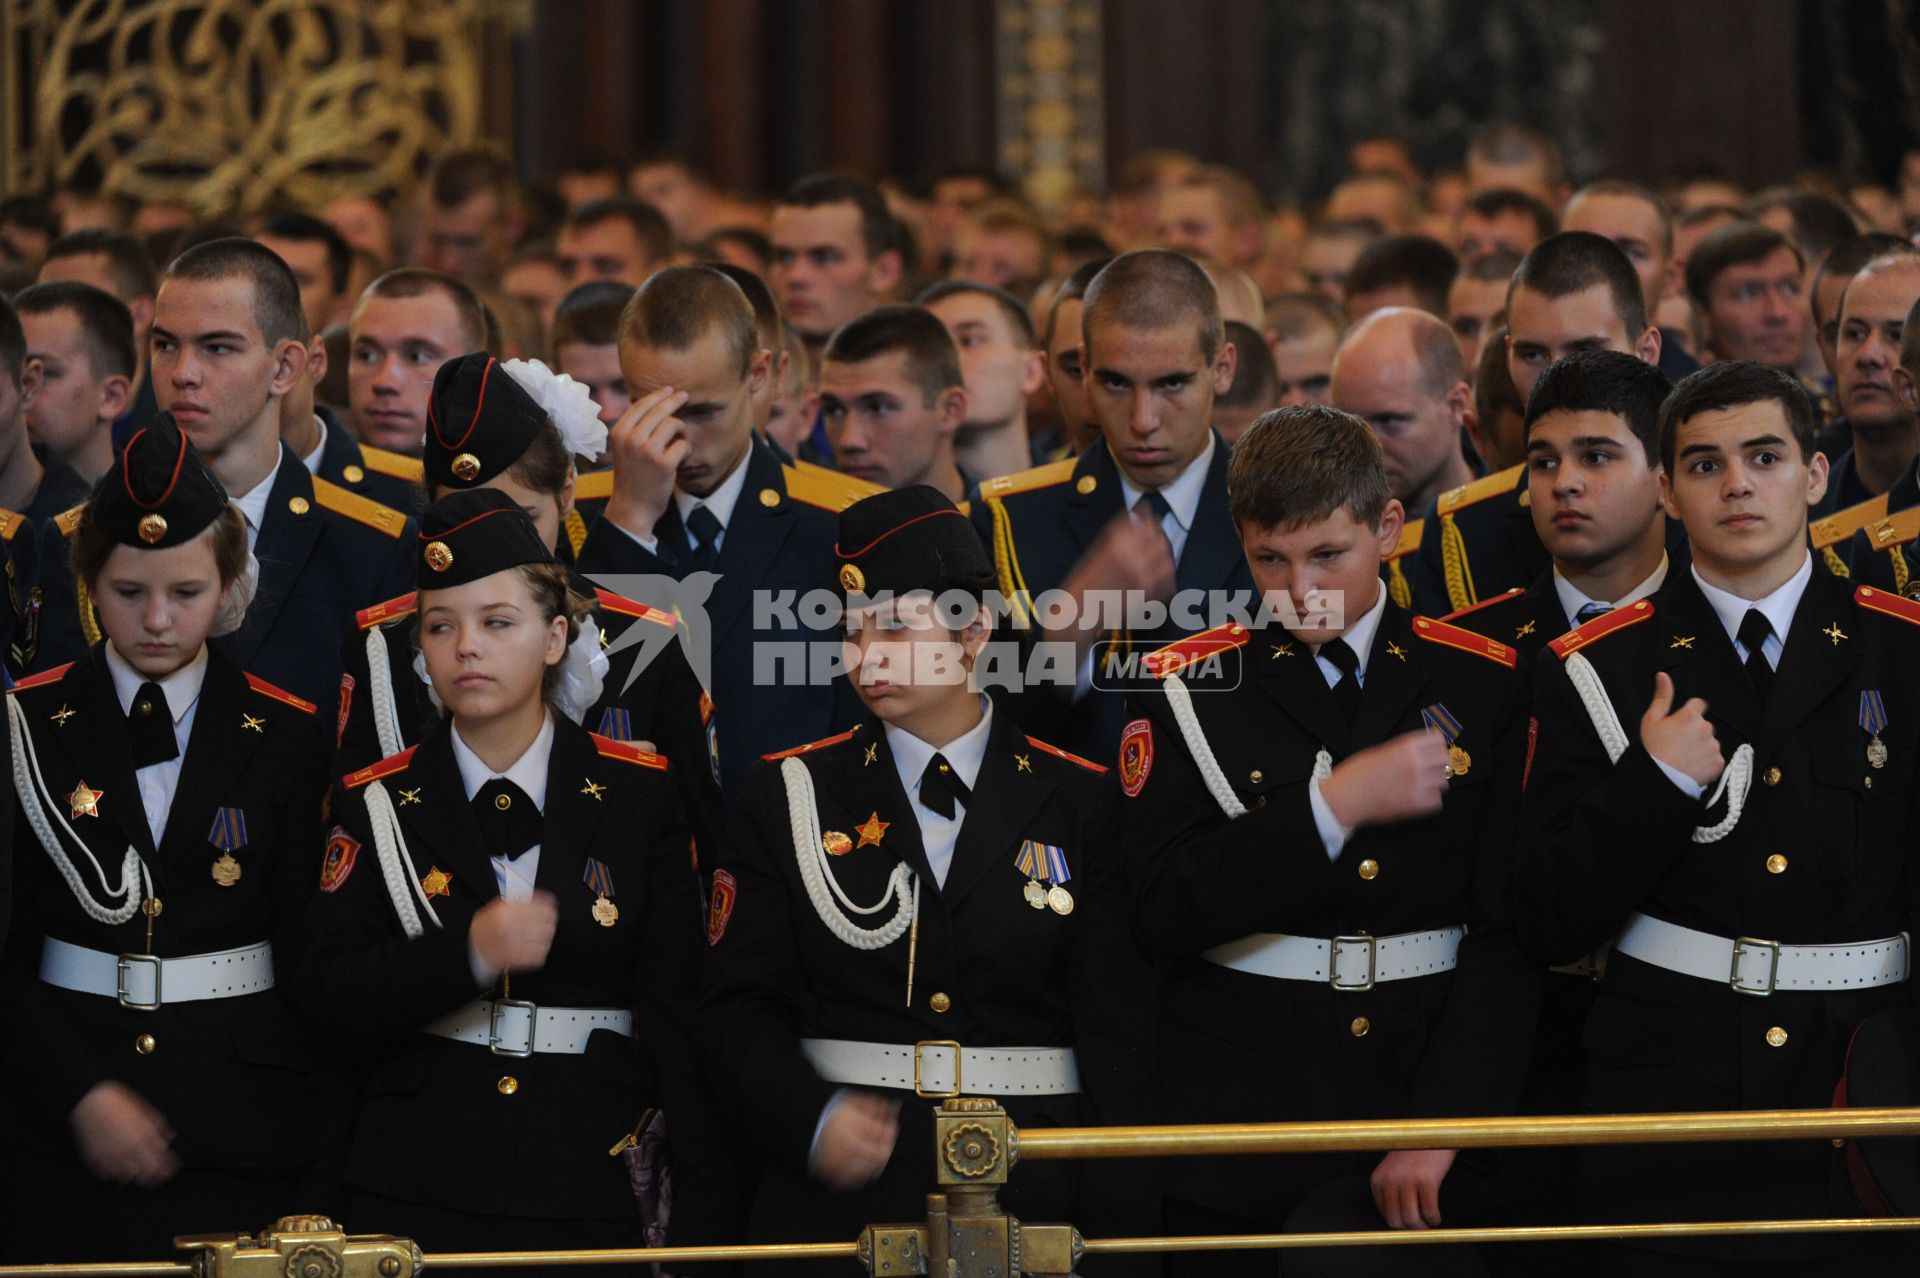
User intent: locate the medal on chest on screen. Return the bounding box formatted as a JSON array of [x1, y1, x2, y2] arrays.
[[1015, 839, 1074, 914], [583, 857, 619, 926], [1422, 703, 1470, 779], [207, 807, 248, 886], [1862, 690, 1890, 770]]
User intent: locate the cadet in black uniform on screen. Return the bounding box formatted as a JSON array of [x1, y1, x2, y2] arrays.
[[1518, 362, 1920, 1275], [702, 486, 1158, 1274], [0, 414, 331, 1261], [336, 351, 724, 867], [1124, 406, 1535, 1278], [301, 488, 724, 1254]]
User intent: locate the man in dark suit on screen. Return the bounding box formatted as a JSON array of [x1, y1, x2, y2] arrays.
[[1518, 361, 1918, 1274], [970, 249, 1254, 763], [1125, 406, 1534, 1278], [576, 264, 875, 797]]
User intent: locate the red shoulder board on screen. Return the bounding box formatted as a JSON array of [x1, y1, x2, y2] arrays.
[[1025, 734, 1108, 774], [1411, 616, 1518, 668], [1143, 622, 1251, 679], [244, 673, 317, 714], [593, 589, 677, 628], [344, 746, 418, 789], [762, 727, 859, 761], [357, 592, 418, 631], [1546, 598, 1656, 660], [590, 733, 669, 771], [1855, 585, 1920, 626], [7, 662, 73, 694], [1440, 587, 1525, 623]]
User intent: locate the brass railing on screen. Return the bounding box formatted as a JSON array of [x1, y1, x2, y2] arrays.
[[3, 1101, 1917, 1276]]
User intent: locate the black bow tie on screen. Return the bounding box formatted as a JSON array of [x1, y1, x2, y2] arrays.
[[472, 778, 542, 861]]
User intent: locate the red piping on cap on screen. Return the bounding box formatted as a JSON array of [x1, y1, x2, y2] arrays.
[[833, 508, 968, 560], [429, 356, 493, 452], [123, 426, 188, 511], [420, 505, 520, 542]]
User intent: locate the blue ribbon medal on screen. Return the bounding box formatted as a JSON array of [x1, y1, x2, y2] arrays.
[[1862, 690, 1889, 770], [583, 857, 619, 926], [1015, 839, 1074, 915], [1422, 703, 1471, 778]]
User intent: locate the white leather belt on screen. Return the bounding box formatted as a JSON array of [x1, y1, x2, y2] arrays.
[[425, 998, 634, 1056], [39, 938, 274, 1010], [1203, 927, 1464, 989], [800, 1037, 1081, 1097], [1614, 912, 1910, 997]]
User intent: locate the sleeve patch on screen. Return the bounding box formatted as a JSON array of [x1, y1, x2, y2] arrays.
[[320, 827, 360, 892], [336, 673, 355, 749], [1118, 718, 1153, 797], [707, 868, 737, 946]]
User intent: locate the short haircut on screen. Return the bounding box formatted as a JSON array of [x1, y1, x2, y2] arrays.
[[1814, 233, 1915, 313], [916, 279, 1036, 348], [708, 261, 782, 350], [1113, 149, 1199, 198], [619, 264, 758, 377], [1474, 324, 1524, 435], [1466, 123, 1565, 188], [0, 294, 23, 386], [258, 211, 351, 294], [359, 268, 490, 351], [631, 150, 711, 185], [14, 280, 137, 380], [778, 173, 896, 261], [550, 280, 633, 350], [1178, 164, 1271, 226], [1309, 216, 1385, 246], [1406, 310, 1469, 395], [1227, 404, 1390, 532], [0, 196, 59, 240], [562, 195, 674, 265], [697, 225, 773, 267], [1217, 320, 1278, 411], [164, 236, 307, 345], [1657, 359, 1815, 473], [1684, 223, 1802, 307], [1458, 248, 1524, 287], [1677, 203, 1744, 233], [428, 147, 516, 209], [1570, 179, 1674, 255], [1041, 255, 1111, 348], [1749, 189, 1858, 264], [1263, 291, 1343, 342], [1344, 235, 1458, 314], [1509, 231, 1649, 339], [822, 304, 962, 405], [44, 228, 157, 301], [1461, 188, 1560, 243], [1523, 348, 1675, 464], [1082, 249, 1225, 363], [932, 165, 1010, 196]]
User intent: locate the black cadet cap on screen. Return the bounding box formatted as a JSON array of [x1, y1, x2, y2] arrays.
[[92, 411, 229, 548], [417, 487, 553, 588], [835, 485, 992, 600], [424, 351, 546, 490]]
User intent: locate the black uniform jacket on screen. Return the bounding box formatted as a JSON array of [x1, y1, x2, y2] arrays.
[[1515, 568, 1920, 1247], [1123, 606, 1537, 1220], [1406, 464, 1547, 617], [300, 720, 716, 1225], [313, 405, 425, 514], [0, 646, 328, 1167]]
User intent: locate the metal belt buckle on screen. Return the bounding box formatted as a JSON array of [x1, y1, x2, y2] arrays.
[[1329, 934, 1377, 992], [1730, 936, 1781, 997], [913, 1040, 963, 1098], [488, 998, 539, 1056], [116, 954, 163, 1010]]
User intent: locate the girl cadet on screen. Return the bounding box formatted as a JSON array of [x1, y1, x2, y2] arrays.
[[0, 414, 331, 1260], [337, 351, 724, 878], [701, 485, 1159, 1275], [301, 488, 725, 1256]]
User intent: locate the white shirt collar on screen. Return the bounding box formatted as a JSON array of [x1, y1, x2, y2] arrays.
[[450, 713, 555, 811], [1552, 552, 1670, 623], [886, 696, 995, 800], [1118, 434, 1214, 533], [1691, 552, 1814, 654], [1311, 581, 1389, 682], [103, 642, 208, 727], [228, 450, 286, 533], [674, 444, 753, 533], [300, 414, 328, 476]]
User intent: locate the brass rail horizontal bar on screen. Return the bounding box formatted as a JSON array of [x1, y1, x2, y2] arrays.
[[0, 1266, 193, 1277], [426, 1241, 860, 1267], [1017, 1106, 1920, 1159], [1082, 1216, 1920, 1252]]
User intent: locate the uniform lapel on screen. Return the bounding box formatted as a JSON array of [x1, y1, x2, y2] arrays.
[[223, 449, 322, 667], [395, 730, 499, 902], [706, 441, 793, 647], [1250, 623, 1350, 756], [815, 723, 936, 889], [1656, 572, 1760, 745], [1173, 434, 1243, 593], [1060, 439, 1123, 558], [1352, 603, 1429, 750], [55, 650, 156, 861], [1756, 567, 1858, 757], [939, 711, 1055, 908], [532, 723, 609, 900], [155, 650, 242, 866]]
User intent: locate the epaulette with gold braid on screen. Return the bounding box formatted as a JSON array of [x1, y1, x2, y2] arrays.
[[1547, 598, 1655, 659], [7, 662, 72, 693], [1856, 585, 1920, 625], [762, 726, 859, 761], [0, 507, 23, 542], [53, 503, 85, 538], [357, 592, 419, 631], [977, 455, 1078, 501], [1440, 587, 1525, 623], [1386, 518, 1424, 561], [344, 746, 417, 788], [313, 477, 408, 538], [1437, 462, 1525, 517], [1144, 622, 1251, 678], [1810, 494, 1891, 550], [1024, 734, 1107, 773], [358, 445, 424, 483], [590, 733, 669, 770], [1412, 615, 1518, 667], [782, 463, 886, 513], [1861, 505, 1920, 555], [574, 468, 614, 501], [244, 673, 317, 714], [593, 588, 676, 627]]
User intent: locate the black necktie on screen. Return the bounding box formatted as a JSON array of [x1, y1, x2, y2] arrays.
[[1575, 602, 1612, 623], [1133, 490, 1174, 558], [1737, 609, 1774, 704], [684, 504, 722, 573], [472, 778, 542, 861], [1322, 638, 1362, 723], [127, 681, 179, 769], [919, 753, 971, 819]]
